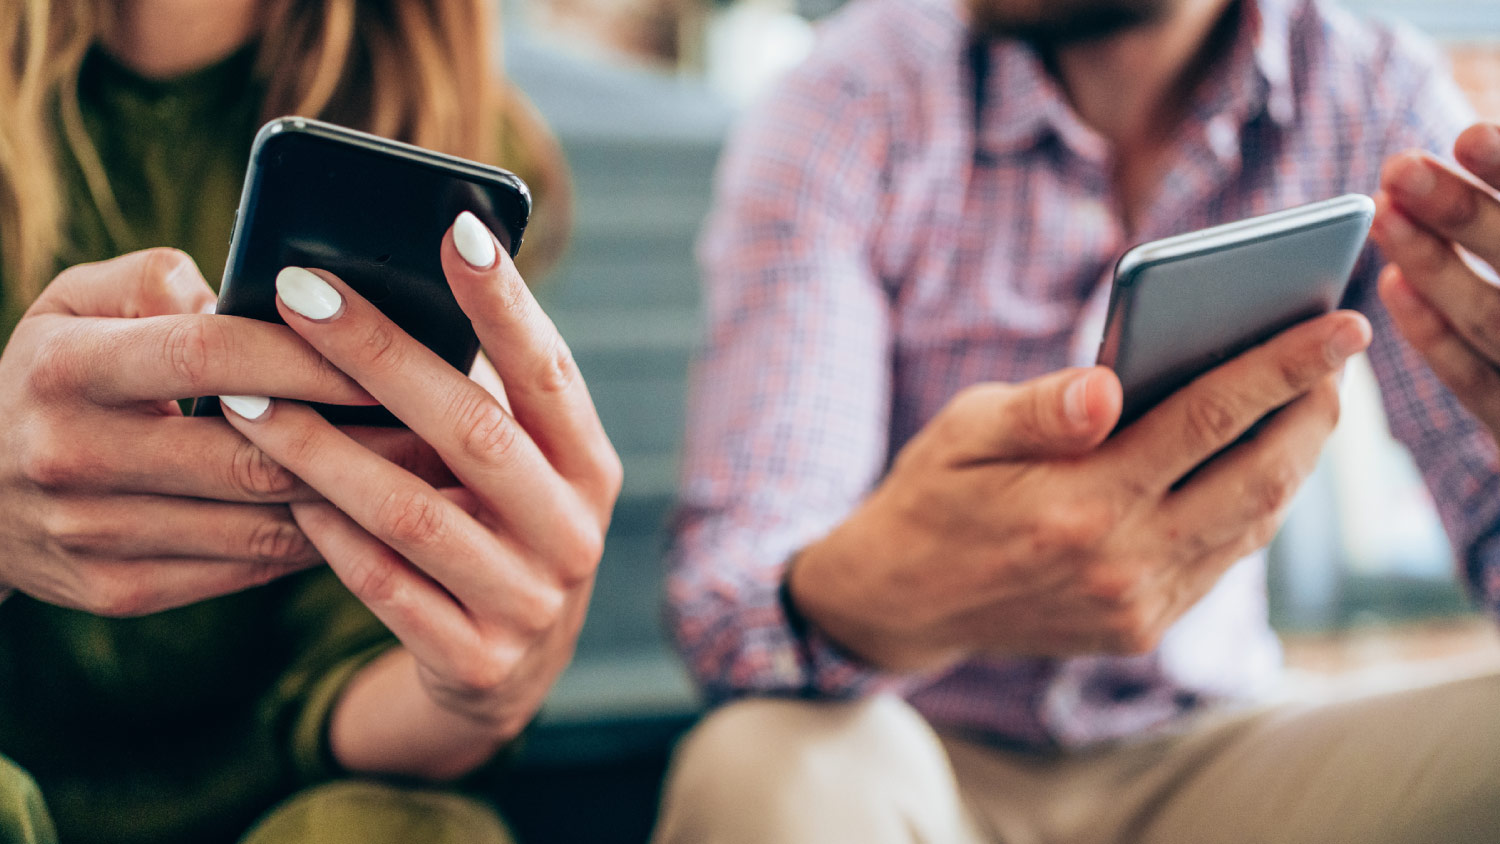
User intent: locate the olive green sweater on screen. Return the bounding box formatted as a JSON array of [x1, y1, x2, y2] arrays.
[[0, 47, 542, 844]]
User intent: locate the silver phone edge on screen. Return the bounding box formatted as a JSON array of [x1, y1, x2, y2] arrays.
[[1112, 193, 1375, 285]]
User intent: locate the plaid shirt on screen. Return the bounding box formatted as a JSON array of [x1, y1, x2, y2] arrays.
[[667, 0, 1500, 748]]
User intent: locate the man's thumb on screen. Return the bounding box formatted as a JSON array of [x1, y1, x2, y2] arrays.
[[931, 367, 1121, 465]]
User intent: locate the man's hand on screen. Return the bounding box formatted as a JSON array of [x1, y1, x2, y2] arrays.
[[0, 248, 445, 615], [789, 311, 1370, 672], [1371, 122, 1500, 444]]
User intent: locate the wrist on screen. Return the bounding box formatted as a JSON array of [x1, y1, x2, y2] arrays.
[[330, 649, 516, 781], [789, 529, 966, 674]]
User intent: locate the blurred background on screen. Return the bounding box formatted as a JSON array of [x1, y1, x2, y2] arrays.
[[486, 1, 1500, 840]]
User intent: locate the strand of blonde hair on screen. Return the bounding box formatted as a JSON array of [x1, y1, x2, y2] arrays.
[[0, 0, 566, 317]]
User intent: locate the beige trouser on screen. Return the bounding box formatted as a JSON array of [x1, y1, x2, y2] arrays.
[[653, 671, 1500, 844]]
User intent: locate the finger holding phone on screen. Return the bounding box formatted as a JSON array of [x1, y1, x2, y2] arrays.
[[1372, 122, 1500, 444], [789, 310, 1368, 673], [217, 214, 622, 779], [0, 247, 393, 616]]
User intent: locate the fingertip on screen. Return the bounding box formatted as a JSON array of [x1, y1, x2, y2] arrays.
[[452, 211, 499, 270], [1087, 367, 1123, 433], [1379, 151, 1425, 191], [1066, 368, 1121, 440], [219, 394, 271, 421], [1343, 308, 1373, 342], [1373, 195, 1420, 244], [276, 267, 345, 322], [1379, 268, 1431, 321], [1380, 262, 1404, 298], [1455, 123, 1500, 176], [441, 220, 526, 310], [1378, 267, 1446, 345]]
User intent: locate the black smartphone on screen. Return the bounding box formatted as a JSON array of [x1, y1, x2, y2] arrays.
[[1097, 194, 1374, 429], [192, 117, 532, 425]]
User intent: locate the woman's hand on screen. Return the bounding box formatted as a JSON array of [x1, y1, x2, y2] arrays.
[[1372, 123, 1500, 443], [0, 248, 410, 615], [217, 213, 622, 778]]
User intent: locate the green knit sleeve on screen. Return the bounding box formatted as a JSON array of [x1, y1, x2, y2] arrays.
[[261, 569, 398, 785]]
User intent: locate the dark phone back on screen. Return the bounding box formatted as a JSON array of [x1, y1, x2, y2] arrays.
[[194, 117, 531, 425]]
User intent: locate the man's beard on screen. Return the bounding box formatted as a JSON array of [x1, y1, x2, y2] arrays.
[[971, 0, 1177, 46]]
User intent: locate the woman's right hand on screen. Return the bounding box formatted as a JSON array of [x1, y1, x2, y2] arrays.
[[0, 248, 433, 616]]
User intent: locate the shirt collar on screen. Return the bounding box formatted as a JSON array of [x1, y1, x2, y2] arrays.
[[973, 0, 1299, 161]]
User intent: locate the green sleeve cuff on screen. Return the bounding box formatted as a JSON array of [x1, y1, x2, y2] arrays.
[[288, 641, 399, 785]]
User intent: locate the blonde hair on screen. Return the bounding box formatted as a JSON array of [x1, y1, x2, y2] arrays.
[[0, 0, 568, 315]]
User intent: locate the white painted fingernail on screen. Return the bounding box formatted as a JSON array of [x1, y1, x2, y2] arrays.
[[454, 211, 497, 269], [220, 395, 270, 420], [276, 267, 342, 320]]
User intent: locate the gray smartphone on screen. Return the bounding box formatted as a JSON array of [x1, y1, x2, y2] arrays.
[[1096, 194, 1375, 428]]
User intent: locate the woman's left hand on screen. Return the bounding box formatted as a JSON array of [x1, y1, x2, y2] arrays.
[[218, 212, 621, 776]]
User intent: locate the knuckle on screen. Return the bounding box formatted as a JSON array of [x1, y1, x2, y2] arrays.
[[18, 431, 78, 490], [1082, 567, 1140, 611], [248, 519, 311, 563], [531, 337, 580, 396], [1247, 460, 1301, 522], [595, 447, 624, 503], [163, 318, 225, 388], [41, 505, 108, 556], [924, 396, 968, 448], [376, 487, 447, 548], [1244, 516, 1282, 555], [1463, 299, 1500, 355], [82, 570, 153, 618], [451, 646, 518, 693], [514, 587, 566, 636], [279, 421, 325, 469], [555, 523, 605, 589], [932, 384, 996, 450], [229, 440, 297, 499], [24, 330, 81, 399], [357, 320, 405, 374], [450, 392, 520, 464], [1183, 389, 1241, 447], [1032, 500, 1112, 554], [1274, 353, 1321, 394], [1409, 230, 1450, 273], [48, 263, 86, 291], [1436, 189, 1478, 229], [139, 248, 192, 292], [342, 556, 403, 606]]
